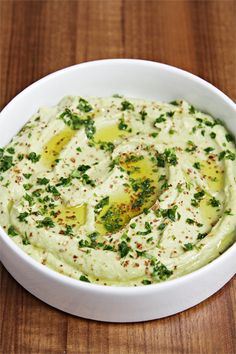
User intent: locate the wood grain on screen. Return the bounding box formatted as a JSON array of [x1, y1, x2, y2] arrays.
[[0, 0, 235, 353]]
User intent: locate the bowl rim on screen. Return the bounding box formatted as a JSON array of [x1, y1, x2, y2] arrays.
[[0, 58, 235, 294]]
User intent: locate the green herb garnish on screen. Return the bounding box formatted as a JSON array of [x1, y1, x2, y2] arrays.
[[94, 196, 109, 214], [142, 279, 152, 285], [79, 275, 90, 282], [154, 114, 166, 124], [118, 117, 128, 130], [27, 152, 41, 163], [183, 243, 194, 251], [36, 217, 55, 228], [118, 241, 131, 258], [121, 100, 134, 111], [77, 98, 93, 113], [8, 225, 18, 236], [151, 259, 173, 280], [139, 110, 147, 122], [204, 147, 214, 154], [17, 212, 29, 223], [185, 141, 197, 153], [193, 162, 201, 170], [208, 197, 220, 207], [0, 154, 13, 172], [210, 132, 216, 139], [97, 141, 115, 153], [137, 221, 152, 235]]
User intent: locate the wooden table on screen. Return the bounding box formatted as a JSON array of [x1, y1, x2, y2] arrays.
[[0, 1, 235, 353]]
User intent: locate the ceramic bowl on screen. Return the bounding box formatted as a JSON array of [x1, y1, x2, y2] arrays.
[[0, 59, 235, 322]]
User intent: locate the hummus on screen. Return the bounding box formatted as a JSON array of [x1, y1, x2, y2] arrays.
[[0, 96, 235, 286]]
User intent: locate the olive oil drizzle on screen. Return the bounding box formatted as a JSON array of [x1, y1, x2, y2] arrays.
[[95, 154, 162, 235], [42, 127, 76, 168]]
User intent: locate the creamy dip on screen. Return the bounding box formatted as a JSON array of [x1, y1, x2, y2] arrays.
[[0, 96, 235, 286]]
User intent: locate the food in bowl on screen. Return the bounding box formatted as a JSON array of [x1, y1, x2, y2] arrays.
[[0, 95, 235, 286]]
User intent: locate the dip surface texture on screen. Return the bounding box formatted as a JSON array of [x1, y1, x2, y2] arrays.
[[0, 96, 236, 286]]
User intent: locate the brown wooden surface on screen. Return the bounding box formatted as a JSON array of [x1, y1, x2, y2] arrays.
[[0, 0, 236, 353]]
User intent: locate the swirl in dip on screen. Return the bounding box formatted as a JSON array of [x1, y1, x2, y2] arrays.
[[0, 96, 235, 286]]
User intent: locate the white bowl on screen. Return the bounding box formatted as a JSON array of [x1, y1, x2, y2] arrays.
[[0, 59, 235, 322]]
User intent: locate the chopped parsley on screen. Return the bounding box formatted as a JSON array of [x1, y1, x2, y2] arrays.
[[60, 108, 83, 129], [71, 165, 95, 187], [17, 154, 24, 161], [197, 232, 207, 240], [137, 221, 152, 235], [22, 233, 30, 245], [186, 218, 195, 225], [170, 100, 179, 106], [78, 165, 91, 173], [32, 189, 42, 197], [46, 185, 60, 196], [154, 114, 166, 124], [23, 173, 32, 179], [161, 180, 170, 190], [208, 197, 220, 207], [193, 162, 201, 170], [166, 205, 179, 222], [56, 176, 72, 187], [23, 183, 33, 190], [185, 141, 197, 153], [204, 147, 214, 154], [80, 174, 95, 187], [17, 212, 29, 223], [79, 275, 90, 282], [27, 152, 41, 163], [97, 141, 115, 153], [36, 217, 55, 228], [23, 193, 34, 206], [151, 259, 173, 280], [224, 209, 233, 216], [94, 196, 109, 214], [219, 150, 235, 161], [64, 225, 74, 236], [225, 133, 234, 142], [84, 117, 96, 139], [158, 222, 166, 231], [166, 111, 175, 117], [189, 105, 196, 114], [79, 239, 94, 249], [210, 132, 216, 139], [191, 190, 205, 207], [142, 279, 152, 285], [118, 241, 131, 258], [77, 98, 93, 113], [118, 117, 128, 130], [183, 243, 194, 251], [139, 110, 147, 122], [155, 205, 180, 222], [156, 148, 178, 167], [8, 225, 18, 236], [6, 147, 15, 154], [60, 108, 96, 138], [109, 157, 119, 171], [121, 100, 134, 111], [0, 154, 13, 172]]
